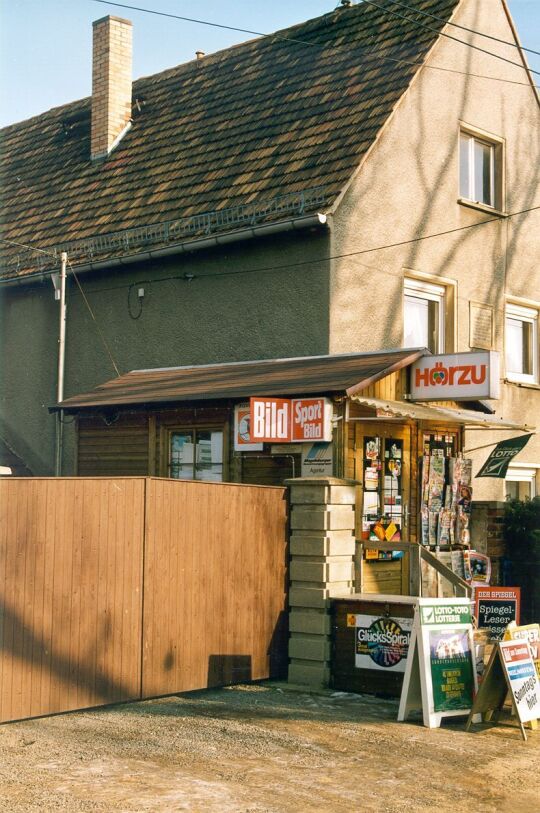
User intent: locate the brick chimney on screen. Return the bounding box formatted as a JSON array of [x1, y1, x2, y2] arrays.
[[91, 16, 133, 160]]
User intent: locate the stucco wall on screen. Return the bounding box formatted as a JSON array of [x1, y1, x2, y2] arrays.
[[1, 228, 330, 475], [329, 0, 540, 501]]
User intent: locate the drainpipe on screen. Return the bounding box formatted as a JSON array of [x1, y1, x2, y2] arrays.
[[55, 251, 67, 476]]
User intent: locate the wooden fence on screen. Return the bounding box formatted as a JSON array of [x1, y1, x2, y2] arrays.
[[0, 477, 287, 723]]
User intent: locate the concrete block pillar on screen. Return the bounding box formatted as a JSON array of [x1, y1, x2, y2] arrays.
[[285, 477, 356, 689]]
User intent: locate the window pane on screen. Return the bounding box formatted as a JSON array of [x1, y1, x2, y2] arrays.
[[427, 299, 440, 354], [474, 140, 492, 205], [195, 430, 223, 481], [404, 295, 429, 348], [506, 317, 532, 375], [170, 432, 194, 479], [459, 134, 470, 198]]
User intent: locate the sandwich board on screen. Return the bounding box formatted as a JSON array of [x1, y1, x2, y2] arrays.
[[465, 639, 540, 741], [398, 597, 476, 728]]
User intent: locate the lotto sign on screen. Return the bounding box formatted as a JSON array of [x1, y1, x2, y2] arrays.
[[475, 587, 521, 640], [355, 615, 412, 673], [410, 351, 500, 401], [249, 397, 332, 443], [499, 640, 540, 724], [399, 598, 476, 729]]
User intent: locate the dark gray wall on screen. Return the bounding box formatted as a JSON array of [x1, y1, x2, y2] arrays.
[[1, 227, 331, 475]]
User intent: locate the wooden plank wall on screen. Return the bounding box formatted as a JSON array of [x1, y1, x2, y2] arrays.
[[77, 414, 149, 476], [142, 478, 288, 697], [0, 478, 145, 723]]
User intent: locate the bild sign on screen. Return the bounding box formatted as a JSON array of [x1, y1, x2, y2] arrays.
[[410, 351, 500, 401], [249, 397, 332, 443]]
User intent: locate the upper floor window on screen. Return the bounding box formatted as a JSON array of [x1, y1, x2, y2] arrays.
[[459, 128, 503, 211], [505, 303, 538, 384], [404, 278, 445, 353], [505, 465, 537, 501]]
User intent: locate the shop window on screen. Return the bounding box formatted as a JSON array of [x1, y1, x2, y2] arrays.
[[505, 303, 538, 384], [169, 429, 223, 482], [505, 466, 537, 501], [361, 435, 404, 543], [404, 278, 445, 353], [459, 129, 503, 210]]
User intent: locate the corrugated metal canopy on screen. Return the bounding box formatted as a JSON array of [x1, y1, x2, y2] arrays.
[[350, 395, 534, 431], [55, 349, 425, 411]]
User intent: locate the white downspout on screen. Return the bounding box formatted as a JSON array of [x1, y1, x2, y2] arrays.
[[55, 251, 67, 476]]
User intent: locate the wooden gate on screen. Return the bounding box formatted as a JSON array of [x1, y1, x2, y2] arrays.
[[0, 477, 287, 723]]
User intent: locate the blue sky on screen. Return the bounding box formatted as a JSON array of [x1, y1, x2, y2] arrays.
[[1, 0, 539, 127]]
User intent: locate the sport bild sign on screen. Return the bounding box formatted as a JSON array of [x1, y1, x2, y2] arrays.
[[410, 351, 500, 401], [249, 397, 332, 443]]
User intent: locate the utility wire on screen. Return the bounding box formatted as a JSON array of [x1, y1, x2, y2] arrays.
[[361, 0, 540, 76], [48, 203, 540, 295], [90, 0, 537, 87], [386, 0, 540, 58], [67, 260, 122, 377], [0, 237, 57, 258]]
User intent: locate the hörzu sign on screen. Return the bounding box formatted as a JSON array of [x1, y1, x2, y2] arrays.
[[410, 351, 500, 401], [249, 397, 332, 443]]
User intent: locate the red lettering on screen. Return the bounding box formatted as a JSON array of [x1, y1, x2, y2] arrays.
[[416, 367, 430, 387], [471, 364, 486, 385], [458, 366, 471, 385]]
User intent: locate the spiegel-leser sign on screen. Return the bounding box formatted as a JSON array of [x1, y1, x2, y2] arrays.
[[410, 351, 500, 401], [250, 397, 332, 443]]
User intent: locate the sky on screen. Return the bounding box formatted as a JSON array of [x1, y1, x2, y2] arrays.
[[0, 0, 539, 127]]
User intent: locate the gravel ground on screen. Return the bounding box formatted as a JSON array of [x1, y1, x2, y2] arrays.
[[0, 683, 538, 813]]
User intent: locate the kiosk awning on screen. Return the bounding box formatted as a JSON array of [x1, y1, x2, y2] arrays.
[[349, 395, 534, 431]]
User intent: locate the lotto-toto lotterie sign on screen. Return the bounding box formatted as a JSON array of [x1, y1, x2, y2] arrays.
[[249, 397, 332, 443], [499, 640, 540, 723], [476, 434, 532, 479], [410, 351, 500, 401], [475, 587, 521, 640], [355, 615, 413, 673], [421, 602, 474, 712]]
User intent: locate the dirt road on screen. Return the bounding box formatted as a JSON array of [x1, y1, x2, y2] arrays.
[[0, 684, 538, 812]]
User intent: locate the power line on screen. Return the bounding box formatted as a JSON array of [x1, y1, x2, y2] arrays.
[[0, 237, 57, 258], [361, 0, 540, 77], [90, 0, 536, 88], [67, 260, 122, 377], [60, 203, 540, 295], [387, 0, 540, 58]]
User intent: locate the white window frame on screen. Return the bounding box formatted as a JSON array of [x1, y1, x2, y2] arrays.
[[459, 128, 502, 210], [505, 302, 539, 385], [505, 464, 538, 500], [403, 278, 445, 353]]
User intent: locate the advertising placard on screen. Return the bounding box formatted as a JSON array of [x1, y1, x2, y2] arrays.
[[504, 623, 540, 679], [398, 598, 476, 729], [233, 403, 263, 451], [355, 614, 413, 673], [410, 351, 499, 401], [250, 397, 332, 443], [476, 434, 533, 479], [301, 442, 333, 477], [499, 640, 540, 724], [475, 587, 521, 640]]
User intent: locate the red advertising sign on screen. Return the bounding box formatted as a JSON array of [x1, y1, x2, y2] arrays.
[[475, 587, 521, 641], [250, 397, 332, 443]]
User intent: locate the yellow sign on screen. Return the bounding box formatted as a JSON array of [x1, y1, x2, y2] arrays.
[[504, 622, 540, 729], [347, 614, 356, 628], [385, 522, 398, 542]]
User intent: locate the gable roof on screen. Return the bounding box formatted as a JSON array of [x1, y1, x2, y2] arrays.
[[1, 0, 460, 280], [55, 348, 425, 410]]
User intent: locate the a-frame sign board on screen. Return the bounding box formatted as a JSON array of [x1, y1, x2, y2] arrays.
[[398, 598, 477, 729], [465, 639, 540, 741]]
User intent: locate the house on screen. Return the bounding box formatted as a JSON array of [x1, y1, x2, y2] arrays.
[[1, 0, 539, 523]]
